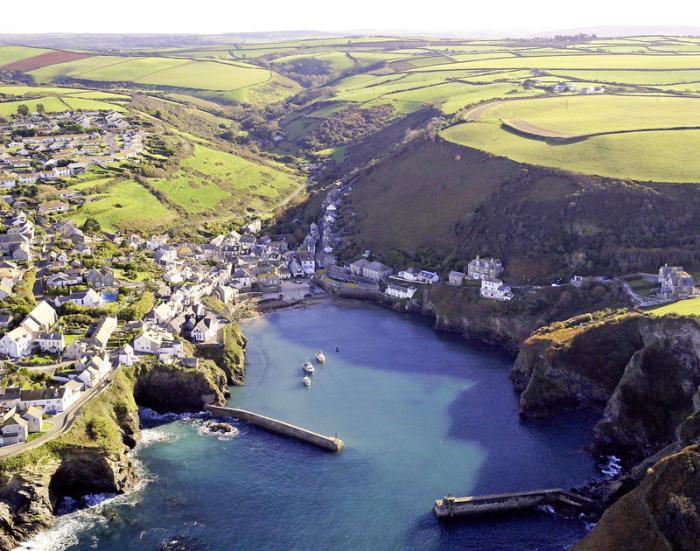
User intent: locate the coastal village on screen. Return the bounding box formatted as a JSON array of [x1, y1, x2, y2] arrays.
[[0, 104, 697, 452]]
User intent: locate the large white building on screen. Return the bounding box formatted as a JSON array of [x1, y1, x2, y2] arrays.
[[480, 278, 514, 301], [385, 284, 417, 300], [0, 301, 60, 358]]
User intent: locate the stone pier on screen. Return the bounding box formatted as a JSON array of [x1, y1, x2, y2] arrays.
[[205, 405, 344, 452]]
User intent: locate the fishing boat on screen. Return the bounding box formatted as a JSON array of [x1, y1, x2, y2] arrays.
[[303, 376, 311, 387], [315, 351, 326, 364], [303, 361, 315, 374]]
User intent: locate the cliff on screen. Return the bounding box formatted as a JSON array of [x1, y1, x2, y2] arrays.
[[0, 370, 140, 551], [574, 446, 700, 551], [513, 312, 700, 463], [0, 338, 244, 549], [405, 280, 630, 354], [133, 358, 228, 413], [195, 324, 247, 385]]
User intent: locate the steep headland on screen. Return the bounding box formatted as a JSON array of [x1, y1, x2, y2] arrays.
[[0, 340, 242, 550], [575, 445, 700, 551], [513, 311, 700, 463]]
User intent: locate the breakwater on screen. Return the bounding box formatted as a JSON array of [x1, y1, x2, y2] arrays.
[[433, 489, 595, 519], [205, 405, 344, 452]]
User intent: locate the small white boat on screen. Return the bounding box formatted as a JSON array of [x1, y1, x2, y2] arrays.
[[303, 361, 315, 374], [315, 351, 326, 364], [303, 376, 311, 387]]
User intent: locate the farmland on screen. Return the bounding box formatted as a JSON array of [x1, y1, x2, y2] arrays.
[[70, 179, 177, 232], [149, 144, 301, 215], [9, 34, 700, 231]]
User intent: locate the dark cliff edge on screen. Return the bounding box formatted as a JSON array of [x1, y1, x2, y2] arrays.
[[0, 332, 244, 550], [513, 311, 700, 545], [513, 312, 700, 462], [319, 276, 631, 356]]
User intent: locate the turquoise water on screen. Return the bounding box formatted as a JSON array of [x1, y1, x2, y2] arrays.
[[48, 302, 598, 550]]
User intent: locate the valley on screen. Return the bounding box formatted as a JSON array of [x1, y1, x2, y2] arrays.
[[2, 29, 700, 550]]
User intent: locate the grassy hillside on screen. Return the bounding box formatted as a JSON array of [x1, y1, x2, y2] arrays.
[[443, 121, 700, 183], [149, 143, 301, 215], [70, 179, 177, 232], [27, 53, 298, 105], [346, 137, 700, 280]]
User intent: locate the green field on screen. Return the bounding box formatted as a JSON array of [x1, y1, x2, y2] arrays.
[[150, 144, 301, 214], [443, 121, 700, 183], [28, 53, 293, 104], [650, 297, 700, 316], [0, 97, 70, 118], [70, 179, 177, 232], [413, 54, 700, 72], [0, 94, 124, 118], [0, 45, 49, 67], [473, 95, 700, 137]]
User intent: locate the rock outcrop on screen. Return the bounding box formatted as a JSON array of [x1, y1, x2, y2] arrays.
[[133, 359, 228, 413], [514, 312, 700, 462], [411, 281, 630, 354], [575, 446, 700, 551], [0, 370, 141, 550]]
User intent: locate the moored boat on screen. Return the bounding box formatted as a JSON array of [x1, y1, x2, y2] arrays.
[[303, 376, 311, 387], [315, 351, 326, 364], [303, 361, 315, 374]]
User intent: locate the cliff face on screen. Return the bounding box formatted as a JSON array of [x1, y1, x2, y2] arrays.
[[574, 446, 700, 551], [514, 313, 700, 462], [410, 281, 631, 355], [0, 370, 141, 551], [133, 359, 228, 413]]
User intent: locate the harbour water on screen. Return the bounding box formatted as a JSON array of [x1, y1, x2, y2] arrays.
[[32, 301, 599, 550]]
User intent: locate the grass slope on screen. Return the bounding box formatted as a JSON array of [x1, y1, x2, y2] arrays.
[[71, 179, 177, 232]]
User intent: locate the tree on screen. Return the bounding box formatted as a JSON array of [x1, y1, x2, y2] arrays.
[[16, 104, 29, 117], [36, 103, 45, 115], [81, 217, 101, 235]]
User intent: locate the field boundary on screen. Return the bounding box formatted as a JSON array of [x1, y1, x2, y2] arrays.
[[500, 118, 700, 143]]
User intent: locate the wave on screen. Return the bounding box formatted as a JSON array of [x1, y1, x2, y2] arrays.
[[138, 407, 212, 427], [15, 425, 167, 551], [16, 410, 241, 550], [600, 455, 622, 479]]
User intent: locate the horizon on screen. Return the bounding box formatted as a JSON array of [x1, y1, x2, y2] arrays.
[[3, 0, 700, 37]]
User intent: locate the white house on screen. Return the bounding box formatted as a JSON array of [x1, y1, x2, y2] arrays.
[[90, 316, 118, 349], [0, 409, 28, 446], [191, 317, 219, 343], [37, 332, 65, 354], [21, 406, 44, 433], [448, 271, 465, 286], [480, 278, 514, 301], [0, 327, 33, 358], [134, 327, 184, 357], [57, 288, 104, 308], [118, 344, 135, 367], [18, 382, 82, 414], [385, 284, 417, 300], [297, 251, 316, 276]]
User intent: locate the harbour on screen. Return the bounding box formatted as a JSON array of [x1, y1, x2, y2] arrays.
[[42, 302, 599, 550]]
